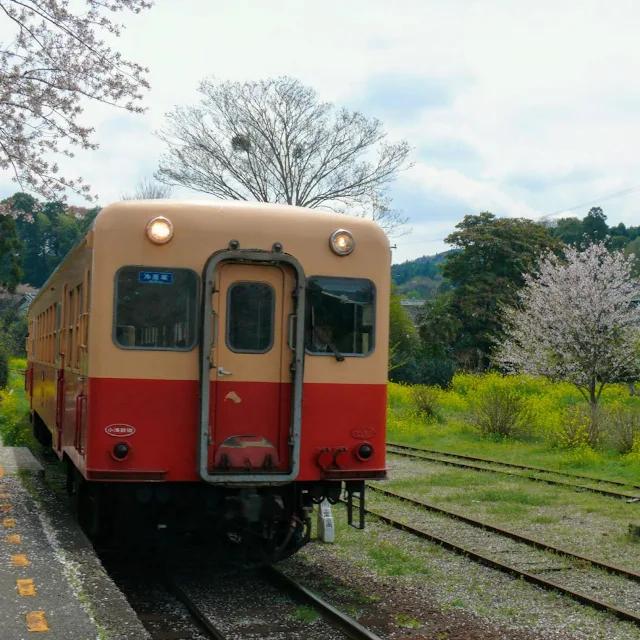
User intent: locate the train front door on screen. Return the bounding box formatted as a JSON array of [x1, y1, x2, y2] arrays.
[[206, 262, 297, 477]]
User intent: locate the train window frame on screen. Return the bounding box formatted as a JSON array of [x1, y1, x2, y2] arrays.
[[112, 265, 200, 352], [304, 275, 376, 358], [225, 280, 276, 354]]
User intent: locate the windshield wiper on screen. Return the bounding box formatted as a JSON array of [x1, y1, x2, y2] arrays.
[[312, 326, 345, 362]]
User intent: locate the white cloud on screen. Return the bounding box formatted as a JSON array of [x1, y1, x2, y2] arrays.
[[2, 0, 640, 263]]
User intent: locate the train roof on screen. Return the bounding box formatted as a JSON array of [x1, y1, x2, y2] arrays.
[[91, 199, 386, 230]]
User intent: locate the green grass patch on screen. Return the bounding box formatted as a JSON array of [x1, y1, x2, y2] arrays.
[[396, 613, 421, 628], [291, 604, 320, 624], [365, 540, 431, 577], [530, 515, 561, 524]]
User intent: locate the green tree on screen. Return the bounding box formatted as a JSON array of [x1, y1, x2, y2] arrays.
[[0, 215, 22, 292], [417, 292, 460, 359], [388, 290, 418, 373], [547, 217, 584, 246], [582, 206, 608, 243], [441, 212, 561, 363], [1, 193, 100, 288], [624, 237, 640, 277]]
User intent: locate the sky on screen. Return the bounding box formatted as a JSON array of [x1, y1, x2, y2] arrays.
[[2, 0, 640, 264]]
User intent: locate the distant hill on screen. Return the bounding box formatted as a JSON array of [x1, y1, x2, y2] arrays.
[[391, 251, 453, 299]]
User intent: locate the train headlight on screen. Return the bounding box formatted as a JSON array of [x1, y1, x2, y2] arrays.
[[146, 216, 174, 244], [329, 229, 355, 256]]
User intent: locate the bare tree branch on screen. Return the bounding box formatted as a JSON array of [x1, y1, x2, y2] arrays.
[[156, 76, 412, 226], [121, 177, 173, 200]]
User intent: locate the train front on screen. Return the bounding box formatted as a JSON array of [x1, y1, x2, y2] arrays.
[[87, 200, 390, 564]]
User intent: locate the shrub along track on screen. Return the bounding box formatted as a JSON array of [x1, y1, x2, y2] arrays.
[[358, 490, 640, 627], [386, 442, 640, 501]]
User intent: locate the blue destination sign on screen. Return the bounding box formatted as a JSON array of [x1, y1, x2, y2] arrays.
[[139, 271, 174, 284]]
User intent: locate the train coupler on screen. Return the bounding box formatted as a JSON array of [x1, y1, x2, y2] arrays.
[[345, 481, 365, 530]]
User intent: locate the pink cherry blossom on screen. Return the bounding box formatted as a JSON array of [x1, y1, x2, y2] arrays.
[[0, 0, 152, 201], [495, 242, 640, 408]]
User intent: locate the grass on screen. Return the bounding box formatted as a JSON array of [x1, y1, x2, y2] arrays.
[[366, 540, 431, 577], [291, 604, 320, 624]]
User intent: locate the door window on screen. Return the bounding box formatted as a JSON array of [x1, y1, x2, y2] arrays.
[[226, 282, 275, 353]]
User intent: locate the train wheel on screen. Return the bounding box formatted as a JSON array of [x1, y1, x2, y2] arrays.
[[32, 413, 52, 447], [71, 469, 106, 540]]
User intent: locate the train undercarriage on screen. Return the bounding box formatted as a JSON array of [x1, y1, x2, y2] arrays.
[[63, 459, 352, 566]]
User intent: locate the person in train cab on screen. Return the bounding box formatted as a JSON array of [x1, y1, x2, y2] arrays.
[[311, 324, 333, 352]]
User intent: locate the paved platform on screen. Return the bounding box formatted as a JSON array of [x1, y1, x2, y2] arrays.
[[0, 446, 150, 639], [0, 447, 43, 475]]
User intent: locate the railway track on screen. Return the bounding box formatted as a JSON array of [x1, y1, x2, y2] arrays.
[[363, 489, 640, 627], [262, 566, 382, 640], [140, 566, 383, 640], [387, 441, 640, 501]]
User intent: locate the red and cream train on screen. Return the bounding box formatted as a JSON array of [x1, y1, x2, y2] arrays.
[[26, 200, 389, 563]]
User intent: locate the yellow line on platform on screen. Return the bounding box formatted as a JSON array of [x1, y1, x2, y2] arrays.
[[12, 554, 29, 567], [26, 611, 49, 632], [17, 579, 37, 596], [7, 533, 21, 544], [3, 518, 16, 528]]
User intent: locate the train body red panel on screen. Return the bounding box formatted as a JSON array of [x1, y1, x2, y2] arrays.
[[26, 200, 390, 562], [60, 378, 386, 483]]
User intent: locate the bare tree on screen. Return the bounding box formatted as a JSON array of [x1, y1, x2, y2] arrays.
[[121, 177, 173, 200], [156, 76, 412, 212], [352, 191, 411, 237], [495, 242, 640, 412], [0, 0, 152, 202]]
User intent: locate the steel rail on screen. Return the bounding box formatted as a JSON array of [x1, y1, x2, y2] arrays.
[[387, 441, 640, 491], [387, 446, 640, 501], [368, 484, 640, 583], [363, 504, 640, 626], [162, 576, 228, 640], [262, 566, 383, 640]]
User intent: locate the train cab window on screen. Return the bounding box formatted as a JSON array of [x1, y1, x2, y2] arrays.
[[226, 282, 275, 353], [305, 277, 375, 357], [114, 267, 198, 350]]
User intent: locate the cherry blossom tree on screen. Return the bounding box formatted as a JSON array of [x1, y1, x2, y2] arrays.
[[0, 0, 152, 202], [495, 242, 640, 412]]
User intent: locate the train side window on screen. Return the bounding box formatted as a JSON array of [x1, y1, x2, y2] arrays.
[[305, 277, 375, 357], [226, 282, 275, 354], [113, 267, 198, 351]]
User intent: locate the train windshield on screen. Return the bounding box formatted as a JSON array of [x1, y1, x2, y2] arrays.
[[305, 277, 375, 357], [114, 267, 198, 350]]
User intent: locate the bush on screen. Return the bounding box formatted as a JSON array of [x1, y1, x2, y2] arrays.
[[410, 385, 440, 418], [605, 405, 640, 454], [556, 405, 604, 449], [468, 384, 532, 438]]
